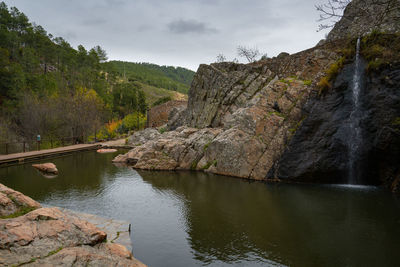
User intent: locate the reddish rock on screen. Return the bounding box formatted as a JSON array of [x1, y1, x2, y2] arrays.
[[32, 163, 58, 174], [149, 100, 187, 127], [97, 148, 118, 153], [0, 185, 147, 266]]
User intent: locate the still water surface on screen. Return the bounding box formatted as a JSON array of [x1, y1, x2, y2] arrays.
[[0, 150, 399, 267]]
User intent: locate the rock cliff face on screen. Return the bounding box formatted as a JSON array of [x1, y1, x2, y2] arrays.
[[272, 60, 400, 186], [114, 44, 341, 180], [327, 0, 400, 41]]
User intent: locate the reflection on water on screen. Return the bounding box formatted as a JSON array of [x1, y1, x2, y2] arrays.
[[0, 151, 399, 267]]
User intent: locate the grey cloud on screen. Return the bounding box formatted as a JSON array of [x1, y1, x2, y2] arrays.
[[54, 31, 77, 41], [93, 0, 126, 9], [4, 0, 326, 70], [81, 18, 107, 26], [168, 19, 218, 34]]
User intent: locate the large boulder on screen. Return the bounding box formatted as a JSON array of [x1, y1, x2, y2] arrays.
[[0, 184, 146, 266], [97, 148, 118, 153], [32, 163, 58, 175]]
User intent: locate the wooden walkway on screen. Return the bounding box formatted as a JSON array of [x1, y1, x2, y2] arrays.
[[0, 143, 101, 166]]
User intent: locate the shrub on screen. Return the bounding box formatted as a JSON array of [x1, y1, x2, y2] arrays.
[[119, 112, 146, 133], [317, 56, 345, 94], [364, 44, 386, 60], [361, 32, 400, 71], [341, 47, 355, 59], [106, 119, 122, 139], [367, 59, 384, 72], [326, 57, 345, 80], [317, 77, 331, 93]]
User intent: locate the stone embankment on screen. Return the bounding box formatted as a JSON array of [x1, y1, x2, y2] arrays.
[[0, 183, 146, 267]]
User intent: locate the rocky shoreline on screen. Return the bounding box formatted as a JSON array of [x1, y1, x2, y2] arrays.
[[0, 183, 146, 266]]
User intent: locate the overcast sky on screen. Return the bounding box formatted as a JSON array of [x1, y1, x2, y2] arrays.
[[4, 0, 329, 71]]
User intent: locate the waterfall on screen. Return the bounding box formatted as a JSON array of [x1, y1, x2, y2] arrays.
[[348, 37, 363, 184]]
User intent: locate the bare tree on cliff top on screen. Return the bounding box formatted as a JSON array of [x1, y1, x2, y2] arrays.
[[316, 0, 400, 32], [216, 53, 226, 63], [237, 46, 260, 63]]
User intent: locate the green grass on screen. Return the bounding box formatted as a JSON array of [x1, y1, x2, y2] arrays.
[[137, 82, 187, 106], [203, 142, 211, 151], [392, 117, 400, 126], [361, 32, 400, 72], [106, 61, 195, 94], [190, 160, 199, 170], [317, 56, 346, 94], [202, 160, 217, 169], [111, 231, 121, 243], [152, 96, 172, 107], [0, 206, 37, 219], [268, 111, 286, 119], [47, 247, 63, 256], [12, 247, 64, 266]]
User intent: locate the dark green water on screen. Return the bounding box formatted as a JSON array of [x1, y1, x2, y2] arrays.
[[0, 150, 399, 267]]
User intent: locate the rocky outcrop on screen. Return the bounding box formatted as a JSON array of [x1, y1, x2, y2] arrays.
[[115, 45, 341, 180], [32, 163, 58, 175], [0, 184, 146, 266], [327, 0, 400, 41]]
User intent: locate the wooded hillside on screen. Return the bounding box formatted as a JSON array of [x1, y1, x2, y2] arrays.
[[0, 2, 192, 145]]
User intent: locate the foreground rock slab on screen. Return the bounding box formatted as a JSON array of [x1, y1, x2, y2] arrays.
[[32, 163, 58, 175], [0, 183, 41, 218], [0, 184, 146, 267], [59, 208, 132, 252]]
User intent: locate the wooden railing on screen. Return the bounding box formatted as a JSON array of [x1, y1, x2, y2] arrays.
[[0, 136, 89, 155]]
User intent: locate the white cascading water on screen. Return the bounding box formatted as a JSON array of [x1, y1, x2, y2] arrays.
[[348, 37, 362, 184]]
